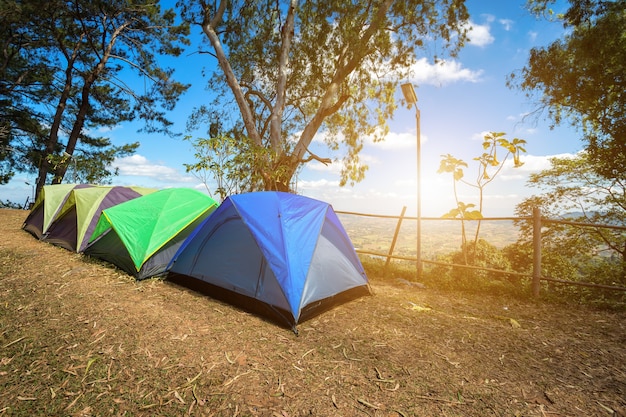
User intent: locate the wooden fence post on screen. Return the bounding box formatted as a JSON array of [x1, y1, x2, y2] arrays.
[[532, 207, 542, 297], [384, 206, 407, 277]]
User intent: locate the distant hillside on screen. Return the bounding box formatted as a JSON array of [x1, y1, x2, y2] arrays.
[[336, 213, 521, 259]]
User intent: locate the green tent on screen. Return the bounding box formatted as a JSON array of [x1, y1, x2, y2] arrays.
[[84, 188, 218, 280], [23, 184, 93, 239], [43, 185, 156, 252]]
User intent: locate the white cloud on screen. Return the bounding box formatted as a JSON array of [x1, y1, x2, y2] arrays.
[[311, 130, 343, 144], [408, 58, 483, 86], [499, 19, 514, 31], [499, 173, 526, 181], [463, 20, 495, 47], [506, 112, 533, 123], [96, 125, 122, 134], [394, 178, 415, 188], [515, 153, 577, 173], [112, 154, 193, 183], [312, 126, 425, 153], [366, 128, 427, 150], [306, 159, 342, 174], [495, 153, 578, 182], [471, 130, 492, 141], [357, 153, 379, 164], [298, 178, 341, 191]]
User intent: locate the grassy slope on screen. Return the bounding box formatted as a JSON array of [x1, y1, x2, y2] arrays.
[[1, 209, 625, 416]]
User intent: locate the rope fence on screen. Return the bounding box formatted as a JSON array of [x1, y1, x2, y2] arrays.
[[335, 207, 626, 296]]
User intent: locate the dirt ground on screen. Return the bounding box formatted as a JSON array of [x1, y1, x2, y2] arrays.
[[1, 208, 625, 417]]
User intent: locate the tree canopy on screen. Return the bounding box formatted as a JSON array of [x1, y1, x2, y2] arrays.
[[179, 0, 470, 192], [508, 0, 626, 180], [0, 0, 190, 197]]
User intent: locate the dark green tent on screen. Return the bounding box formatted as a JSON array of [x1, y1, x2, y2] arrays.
[[84, 188, 218, 280]]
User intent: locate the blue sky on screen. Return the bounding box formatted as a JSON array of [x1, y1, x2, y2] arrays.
[[1, 0, 582, 217]]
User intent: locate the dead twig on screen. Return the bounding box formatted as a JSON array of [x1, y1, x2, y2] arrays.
[[3, 336, 25, 349], [413, 394, 472, 405], [357, 398, 380, 409], [223, 370, 252, 387], [342, 348, 362, 361]]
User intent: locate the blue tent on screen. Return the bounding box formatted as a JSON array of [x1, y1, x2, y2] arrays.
[[167, 191, 370, 331]]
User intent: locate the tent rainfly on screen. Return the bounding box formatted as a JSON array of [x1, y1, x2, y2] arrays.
[[167, 191, 371, 332], [43, 185, 156, 252], [84, 188, 218, 280], [23, 184, 93, 239]]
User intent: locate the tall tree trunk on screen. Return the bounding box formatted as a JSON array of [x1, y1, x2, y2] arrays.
[[49, 20, 121, 185], [35, 65, 75, 197], [34, 34, 82, 198], [51, 74, 95, 184]]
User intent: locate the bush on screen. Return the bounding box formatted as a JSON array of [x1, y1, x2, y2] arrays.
[[0, 199, 23, 209]]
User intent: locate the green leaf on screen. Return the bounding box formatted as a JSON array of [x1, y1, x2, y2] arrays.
[[442, 208, 461, 219], [465, 210, 483, 220]]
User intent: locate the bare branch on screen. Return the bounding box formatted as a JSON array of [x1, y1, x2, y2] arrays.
[[200, 0, 262, 147], [301, 149, 332, 165], [269, 0, 297, 152]]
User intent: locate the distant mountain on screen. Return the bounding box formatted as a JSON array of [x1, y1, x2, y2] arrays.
[[557, 211, 624, 226]]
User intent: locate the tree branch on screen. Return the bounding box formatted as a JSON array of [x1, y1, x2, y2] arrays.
[[292, 0, 393, 161], [269, 0, 297, 152], [300, 149, 331, 165], [187, 49, 217, 59], [109, 54, 160, 82], [200, 0, 262, 147]]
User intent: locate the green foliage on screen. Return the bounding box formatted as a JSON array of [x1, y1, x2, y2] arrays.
[[0, 199, 23, 209], [504, 231, 626, 306], [358, 257, 384, 281], [433, 240, 517, 290], [183, 132, 263, 201], [68, 141, 140, 185], [184, 108, 304, 199], [0, 0, 190, 195], [438, 132, 526, 262], [179, 0, 470, 191], [515, 152, 626, 287], [0, 132, 14, 184], [509, 0, 626, 180], [0, 0, 56, 185], [442, 202, 482, 220]]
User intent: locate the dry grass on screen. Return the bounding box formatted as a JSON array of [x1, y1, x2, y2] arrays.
[[1, 208, 625, 416]]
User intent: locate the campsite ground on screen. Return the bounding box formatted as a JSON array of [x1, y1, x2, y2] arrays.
[[0, 208, 625, 417]]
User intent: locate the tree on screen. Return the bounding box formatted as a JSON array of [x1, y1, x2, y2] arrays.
[[0, 0, 56, 185], [430, 238, 514, 294], [508, 0, 626, 180], [514, 152, 626, 286], [0, 0, 190, 197], [179, 0, 470, 192], [183, 116, 262, 201], [438, 132, 526, 263]]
